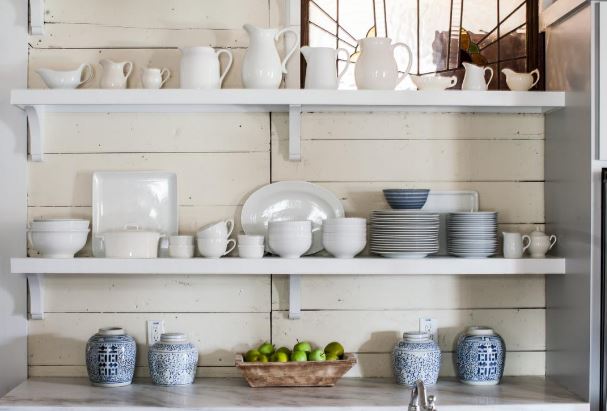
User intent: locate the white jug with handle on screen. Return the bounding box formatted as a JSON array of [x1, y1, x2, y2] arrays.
[[353, 37, 413, 90], [462, 62, 493, 91], [301, 46, 349, 89], [180, 46, 233, 89], [242, 24, 300, 89], [100, 59, 133, 89], [502, 68, 540, 91]]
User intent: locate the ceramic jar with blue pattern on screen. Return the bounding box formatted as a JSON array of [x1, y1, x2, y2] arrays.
[[148, 333, 198, 385], [456, 326, 505, 385], [85, 327, 136, 387], [392, 331, 441, 386]]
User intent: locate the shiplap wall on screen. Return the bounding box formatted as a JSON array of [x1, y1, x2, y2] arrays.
[[26, 0, 546, 378]]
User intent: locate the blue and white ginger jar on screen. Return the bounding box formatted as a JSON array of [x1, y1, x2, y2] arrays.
[[456, 326, 505, 385], [85, 327, 136, 387], [392, 331, 441, 386], [148, 333, 198, 385]]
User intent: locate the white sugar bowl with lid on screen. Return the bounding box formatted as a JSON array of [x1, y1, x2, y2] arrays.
[[527, 227, 557, 258], [392, 331, 440, 386], [148, 333, 198, 386]]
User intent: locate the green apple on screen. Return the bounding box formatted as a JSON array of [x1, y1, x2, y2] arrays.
[[291, 350, 308, 362], [324, 342, 345, 358], [325, 353, 339, 361], [276, 346, 292, 357], [245, 349, 261, 362], [258, 354, 269, 363], [308, 349, 326, 361], [258, 342, 275, 356], [293, 341, 312, 353], [270, 351, 289, 362]]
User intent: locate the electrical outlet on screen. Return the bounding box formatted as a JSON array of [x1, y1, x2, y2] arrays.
[[419, 318, 438, 343], [147, 320, 164, 346]]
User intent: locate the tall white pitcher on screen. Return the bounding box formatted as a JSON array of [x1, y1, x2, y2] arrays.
[[242, 24, 299, 89], [353, 37, 413, 90], [301, 46, 349, 89], [462, 62, 494, 91]]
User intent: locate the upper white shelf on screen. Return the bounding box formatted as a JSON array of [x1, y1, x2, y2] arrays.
[[11, 89, 567, 162], [12, 256, 566, 275]]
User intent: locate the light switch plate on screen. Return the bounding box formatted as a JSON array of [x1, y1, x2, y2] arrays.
[[147, 320, 165, 346], [419, 318, 438, 343]]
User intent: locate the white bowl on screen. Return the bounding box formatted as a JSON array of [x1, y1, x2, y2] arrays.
[[268, 220, 312, 231], [169, 235, 194, 246], [238, 245, 265, 259], [169, 244, 194, 258], [322, 237, 366, 258], [238, 234, 264, 246], [30, 218, 90, 231], [324, 218, 367, 225], [29, 230, 89, 258], [268, 231, 312, 258], [323, 226, 367, 233], [98, 229, 161, 258]]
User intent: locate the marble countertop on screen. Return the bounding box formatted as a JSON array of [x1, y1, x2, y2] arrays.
[[0, 377, 589, 411]]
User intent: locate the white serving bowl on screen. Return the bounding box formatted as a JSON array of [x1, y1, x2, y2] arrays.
[[268, 231, 312, 259], [268, 220, 312, 232], [323, 226, 367, 233], [30, 218, 90, 231], [29, 229, 89, 258], [238, 244, 265, 259], [169, 244, 195, 258], [322, 236, 367, 258], [324, 218, 367, 226]]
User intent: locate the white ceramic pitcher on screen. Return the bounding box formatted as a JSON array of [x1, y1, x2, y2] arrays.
[[242, 24, 300, 89], [180, 46, 233, 89], [353, 37, 413, 90], [100, 59, 133, 89], [502, 68, 540, 91], [301, 46, 349, 89], [462, 62, 493, 91]]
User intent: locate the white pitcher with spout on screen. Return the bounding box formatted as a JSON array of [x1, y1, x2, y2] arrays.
[[353, 37, 413, 90], [242, 24, 300, 89], [502, 68, 540, 91], [301, 46, 349, 89], [462, 62, 493, 91], [180, 46, 233, 89], [100, 59, 133, 89]]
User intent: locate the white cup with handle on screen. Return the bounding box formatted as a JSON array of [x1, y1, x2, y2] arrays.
[[197, 219, 234, 239], [502, 232, 530, 259], [197, 238, 236, 258]]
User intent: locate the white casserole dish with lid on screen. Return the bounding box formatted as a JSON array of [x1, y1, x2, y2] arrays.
[[98, 226, 162, 258]]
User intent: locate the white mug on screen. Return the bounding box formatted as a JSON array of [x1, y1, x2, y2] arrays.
[[198, 238, 236, 258], [502, 232, 530, 259], [197, 219, 234, 239], [142, 68, 170, 89]]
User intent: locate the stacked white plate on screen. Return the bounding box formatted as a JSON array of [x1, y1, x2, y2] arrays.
[[370, 211, 440, 259], [447, 212, 498, 258]]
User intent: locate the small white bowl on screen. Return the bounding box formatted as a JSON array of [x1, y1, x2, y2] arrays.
[[268, 231, 312, 259], [322, 237, 367, 258], [238, 234, 264, 246], [169, 244, 194, 258], [324, 218, 367, 225], [30, 218, 90, 231], [169, 235, 194, 246], [268, 220, 312, 231], [238, 245, 264, 259], [29, 230, 89, 258]]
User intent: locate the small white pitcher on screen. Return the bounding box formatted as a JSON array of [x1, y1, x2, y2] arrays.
[[301, 46, 349, 89], [502, 68, 540, 91], [141, 68, 171, 89], [462, 62, 493, 91], [502, 232, 530, 259], [100, 59, 133, 89]]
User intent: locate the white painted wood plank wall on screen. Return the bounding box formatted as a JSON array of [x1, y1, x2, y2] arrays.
[[26, 0, 546, 378]]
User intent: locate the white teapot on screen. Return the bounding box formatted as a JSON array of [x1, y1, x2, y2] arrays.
[[353, 37, 412, 90], [301, 46, 349, 89], [502, 68, 540, 91], [462, 62, 493, 91], [100, 59, 133, 89], [527, 227, 557, 258]]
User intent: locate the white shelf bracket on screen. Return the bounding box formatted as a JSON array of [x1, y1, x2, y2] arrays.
[[25, 105, 45, 162], [288, 104, 302, 161], [288, 274, 301, 320], [30, 0, 45, 36], [27, 274, 44, 320]]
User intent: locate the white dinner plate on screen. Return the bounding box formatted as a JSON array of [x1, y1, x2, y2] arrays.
[[92, 171, 178, 257], [241, 181, 344, 255]]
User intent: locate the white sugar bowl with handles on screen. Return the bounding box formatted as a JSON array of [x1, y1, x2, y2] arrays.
[[527, 227, 557, 258], [353, 37, 413, 90], [180, 46, 233, 89]]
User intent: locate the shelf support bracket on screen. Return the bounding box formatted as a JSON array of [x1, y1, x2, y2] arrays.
[[25, 105, 45, 162], [30, 0, 45, 35], [288, 104, 302, 161], [27, 274, 44, 320], [288, 274, 301, 320]]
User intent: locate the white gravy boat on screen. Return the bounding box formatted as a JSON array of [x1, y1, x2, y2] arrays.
[[410, 74, 458, 91], [36, 64, 94, 89]]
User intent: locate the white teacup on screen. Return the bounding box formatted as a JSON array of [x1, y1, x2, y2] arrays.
[[238, 234, 264, 246], [169, 235, 194, 246], [169, 244, 195, 258], [502, 232, 530, 259], [197, 237, 236, 258], [238, 244, 264, 259], [197, 219, 234, 239], [142, 67, 171, 89]]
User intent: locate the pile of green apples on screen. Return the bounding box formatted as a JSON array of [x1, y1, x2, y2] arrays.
[[244, 341, 345, 363]]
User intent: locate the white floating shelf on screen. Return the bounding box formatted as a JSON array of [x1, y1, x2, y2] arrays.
[[12, 256, 566, 321], [11, 89, 567, 162]]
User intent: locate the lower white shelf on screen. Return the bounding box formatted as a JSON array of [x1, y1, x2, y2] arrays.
[[0, 377, 588, 411], [12, 256, 566, 321]]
